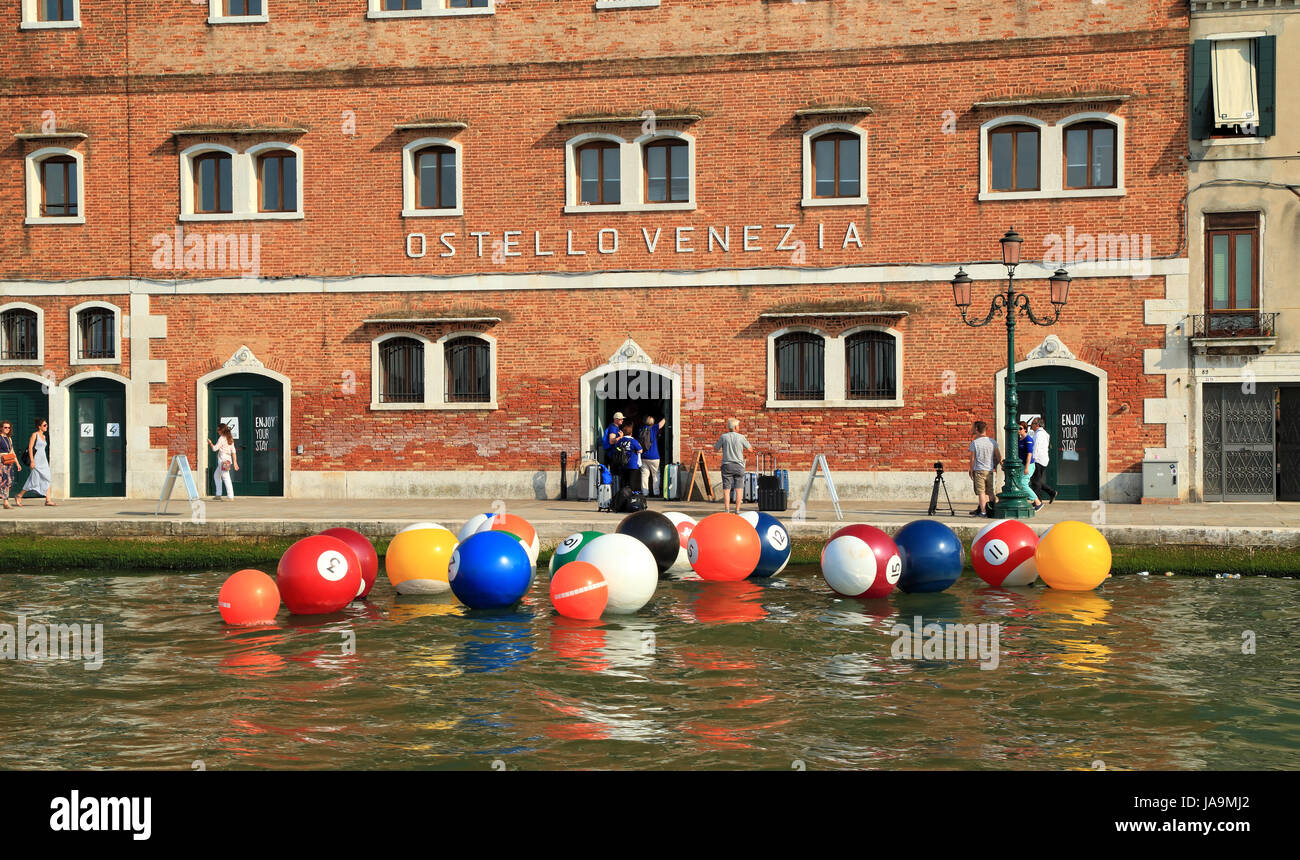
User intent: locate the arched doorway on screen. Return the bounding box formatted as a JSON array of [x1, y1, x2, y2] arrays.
[[206, 372, 285, 496], [579, 340, 681, 466], [68, 376, 126, 497], [0, 377, 49, 499]]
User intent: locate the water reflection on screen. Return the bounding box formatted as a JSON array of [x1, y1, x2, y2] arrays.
[[453, 609, 536, 674], [1033, 589, 1113, 674], [547, 617, 609, 673], [690, 581, 768, 624], [1, 568, 1297, 770], [218, 628, 288, 679]]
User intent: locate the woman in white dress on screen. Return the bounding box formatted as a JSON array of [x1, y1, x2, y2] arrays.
[[17, 417, 56, 507]]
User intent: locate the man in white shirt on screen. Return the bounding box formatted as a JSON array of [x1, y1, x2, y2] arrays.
[[1029, 417, 1058, 503]]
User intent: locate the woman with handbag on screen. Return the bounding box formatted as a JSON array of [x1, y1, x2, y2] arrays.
[[17, 417, 56, 506], [207, 423, 239, 500], [0, 420, 18, 509]]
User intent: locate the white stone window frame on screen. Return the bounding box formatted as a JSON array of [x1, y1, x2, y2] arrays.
[[402, 137, 465, 218], [25, 146, 86, 226], [68, 300, 122, 367], [208, 0, 270, 25], [370, 331, 433, 410], [0, 302, 45, 367], [978, 113, 1125, 201], [564, 130, 696, 214], [801, 122, 869, 208], [635, 130, 697, 212], [370, 330, 497, 410], [765, 324, 904, 409], [179, 142, 305, 222], [367, 0, 495, 19], [839, 323, 904, 408], [20, 0, 81, 29], [563, 132, 630, 214], [595, 0, 660, 9], [436, 330, 497, 410]]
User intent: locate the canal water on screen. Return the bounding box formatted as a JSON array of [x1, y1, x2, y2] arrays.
[[1, 568, 1296, 770]]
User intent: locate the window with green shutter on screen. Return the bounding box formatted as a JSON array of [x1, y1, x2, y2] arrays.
[[1192, 35, 1277, 140]]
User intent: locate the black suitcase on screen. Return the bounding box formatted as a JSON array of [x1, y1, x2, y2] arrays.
[[757, 453, 787, 512]]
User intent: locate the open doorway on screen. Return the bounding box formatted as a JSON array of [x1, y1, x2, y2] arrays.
[[595, 368, 674, 467]]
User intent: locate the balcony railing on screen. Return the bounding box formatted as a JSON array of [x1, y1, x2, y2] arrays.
[[1191, 311, 1277, 339]]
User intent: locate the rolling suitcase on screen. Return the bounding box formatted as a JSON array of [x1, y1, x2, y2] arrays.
[[582, 464, 600, 501], [597, 482, 612, 512], [663, 464, 677, 501], [743, 471, 758, 503], [758, 453, 788, 512]]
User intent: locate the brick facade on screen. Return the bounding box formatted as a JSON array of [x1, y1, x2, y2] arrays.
[[0, 1, 1189, 500]]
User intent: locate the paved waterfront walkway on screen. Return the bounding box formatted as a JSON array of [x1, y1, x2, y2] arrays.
[[1, 495, 1297, 547]]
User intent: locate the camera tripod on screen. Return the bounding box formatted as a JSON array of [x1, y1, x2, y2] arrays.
[[928, 466, 955, 517]]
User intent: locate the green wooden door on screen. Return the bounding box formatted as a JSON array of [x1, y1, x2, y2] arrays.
[[1015, 367, 1101, 501], [208, 373, 283, 496], [0, 379, 48, 499], [69, 379, 127, 497]]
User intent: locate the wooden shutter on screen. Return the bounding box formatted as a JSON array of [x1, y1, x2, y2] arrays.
[[1256, 35, 1276, 137], [1190, 39, 1213, 141]]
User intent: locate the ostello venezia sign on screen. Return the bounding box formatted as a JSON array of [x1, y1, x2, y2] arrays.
[[404, 222, 868, 259]]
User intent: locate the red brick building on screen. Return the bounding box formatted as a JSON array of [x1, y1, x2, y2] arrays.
[[0, 0, 1190, 503]]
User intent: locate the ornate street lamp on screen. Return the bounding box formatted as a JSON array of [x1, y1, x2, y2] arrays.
[[951, 227, 1071, 519]]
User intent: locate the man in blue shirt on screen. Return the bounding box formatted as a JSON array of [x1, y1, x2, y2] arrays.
[[601, 411, 625, 465], [638, 415, 666, 496]]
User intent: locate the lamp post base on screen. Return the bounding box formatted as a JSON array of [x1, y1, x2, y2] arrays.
[[992, 487, 1037, 519]]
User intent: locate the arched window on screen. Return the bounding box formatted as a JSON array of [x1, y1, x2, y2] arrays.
[[0, 309, 38, 362], [38, 154, 78, 218], [445, 336, 490, 403], [988, 123, 1039, 192], [379, 337, 425, 403], [415, 145, 457, 210], [811, 131, 860, 199], [774, 332, 825, 400], [644, 138, 689, 203], [256, 149, 298, 213], [1063, 120, 1117, 189], [76, 307, 115, 361], [577, 140, 620, 205], [846, 330, 896, 400], [194, 152, 233, 214]]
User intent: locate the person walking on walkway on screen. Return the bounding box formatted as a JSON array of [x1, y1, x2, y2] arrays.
[[0, 420, 17, 510], [968, 420, 1000, 517], [1030, 417, 1058, 503], [208, 423, 240, 501], [714, 417, 753, 514], [1017, 421, 1044, 512], [17, 418, 56, 507]]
